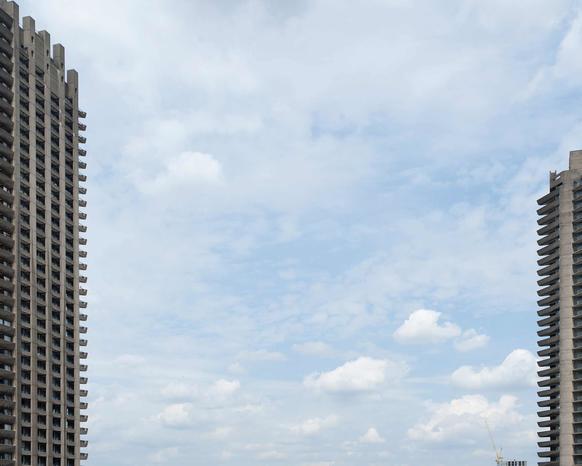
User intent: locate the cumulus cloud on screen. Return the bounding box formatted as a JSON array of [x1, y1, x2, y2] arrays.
[[451, 349, 537, 390], [454, 329, 490, 352], [359, 427, 385, 444], [394, 310, 489, 352], [304, 357, 407, 394], [408, 394, 523, 444], [290, 415, 339, 436], [393, 309, 461, 344]]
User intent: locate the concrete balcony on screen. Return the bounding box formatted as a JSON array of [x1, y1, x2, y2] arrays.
[[538, 313, 558, 327], [0, 159, 11, 179], [0, 55, 11, 75], [538, 229, 559, 246], [538, 283, 559, 297], [538, 210, 559, 226], [538, 242, 559, 257], [538, 200, 559, 216], [0, 189, 11, 205], [537, 294, 559, 307], [538, 366, 559, 378], [79, 136, 86, 144], [538, 271, 559, 287], [0, 279, 12, 294], [0, 24, 11, 43], [538, 190, 558, 206], [538, 334, 560, 348], [0, 69, 12, 89], [0, 41, 11, 58], [538, 418, 559, 429]]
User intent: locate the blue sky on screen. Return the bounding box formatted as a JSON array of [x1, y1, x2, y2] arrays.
[[17, 0, 582, 464]]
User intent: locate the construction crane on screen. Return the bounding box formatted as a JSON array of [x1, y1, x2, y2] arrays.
[[485, 419, 504, 466]]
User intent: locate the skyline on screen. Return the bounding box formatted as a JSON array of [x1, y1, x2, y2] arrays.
[[14, 0, 582, 465]]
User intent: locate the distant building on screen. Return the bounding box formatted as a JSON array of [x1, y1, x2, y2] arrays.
[[501, 461, 527, 466], [537, 150, 582, 466]]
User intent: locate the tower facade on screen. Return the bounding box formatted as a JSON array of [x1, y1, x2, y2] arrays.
[[0, 2, 89, 465], [537, 151, 582, 466]]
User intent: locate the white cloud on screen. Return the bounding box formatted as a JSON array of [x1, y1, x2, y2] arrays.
[[359, 427, 385, 444], [304, 357, 407, 394], [454, 329, 490, 352], [145, 151, 224, 194], [408, 394, 523, 444], [210, 379, 241, 399], [393, 309, 461, 344], [451, 349, 537, 390], [394, 310, 490, 352], [290, 415, 339, 436], [157, 403, 193, 428]]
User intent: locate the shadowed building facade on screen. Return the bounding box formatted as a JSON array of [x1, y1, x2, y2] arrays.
[[537, 150, 582, 466], [0, 2, 88, 465]]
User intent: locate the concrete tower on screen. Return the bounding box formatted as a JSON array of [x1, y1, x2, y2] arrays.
[[537, 151, 582, 466], [0, 2, 89, 465]]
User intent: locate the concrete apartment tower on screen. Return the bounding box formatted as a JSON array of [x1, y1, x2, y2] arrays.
[[0, 2, 88, 465], [537, 150, 582, 466]]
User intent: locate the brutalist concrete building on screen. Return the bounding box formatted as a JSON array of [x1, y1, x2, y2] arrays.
[[0, 2, 88, 465], [537, 151, 582, 466]]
